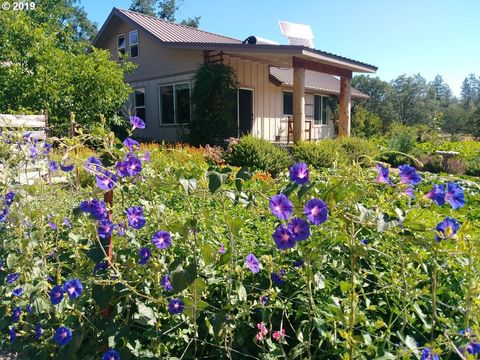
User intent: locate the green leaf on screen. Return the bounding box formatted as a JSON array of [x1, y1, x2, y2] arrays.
[[134, 301, 157, 326], [171, 262, 197, 292], [179, 178, 198, 193], [207, 172, 222, 193], [238, 284, 247, 302], [339, 281, 352, 293], [313, 272, 326, 290], [92, 285, 113, 308], [6, 253, 18, 269]]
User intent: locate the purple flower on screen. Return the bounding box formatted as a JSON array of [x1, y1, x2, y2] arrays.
[[375, 164, 393, 185], [130, 115, 145, 130], [293, 259, 304, 268], [49, 160, 58, 172], [289, 162, 309, 185], [445, 182, 465, 209], [260, 296, 268, 305], [26, 304, 32, 314], [63, 279, 83, 300], [426, 184, 445, 205], [123, 137, 140, 151], [0, 206, 9, 222], [50, 285, 64, 305], [272, 225, 296, 250], [63, 217, 72, 228], [269, 194, 293, 220], [116, 160, 129, 177], [12, 288, 23, 297], [53, 326, 72, 346], [96, 171, 117, 191], [11, 306, 21, 322], [398, 164, 422, 186], [35, 323, 42, 340], [47, 214, 58, 231], [402, 186, 415, 199], [126, 206, 146, 229], [90, 199, 108, 220], [60, 162, 74, 172], [420, 348, 439, 360], [245, 254, 260, 273], [6, 272, 19, 284], [459, 328, 474, 336], [138, 247, 151, 265], [304, 198, 328, 225], [168, 298, 184, 315], [85, 156, 102, 174], [143, 150, 151, 163], [29, 145, 38, 159], [360, 239, 369, 245], [161, 274, 174, 291], [435, 217, 460, 241], [271, 269, 286, 286], [42, 142, 52, 155], [218, 244, 225, 254], [98, 219, 114, 239], [152, 230, 172, 249], [116, 222, 126, 236], [466, 343, 480, 355], [288, 217, 310, 241], [4, 191, 15, 207], [101, 349, 121, 360], [9, 327, 16, 343], [93, 261, 108, 274], [126, 155, 142, 176], [79, 200, 93, 213]]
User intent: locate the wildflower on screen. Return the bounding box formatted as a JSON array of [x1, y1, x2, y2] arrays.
[[35, 323, 42, 340], [60, 162, 74, 172], [130, 115, 145, 130], [6, 272, 19, 284], [260, 296, 268, 305], [9, 327, 16, 343], [445, 182, 465, 209], [79, 200, 93, 213], [304, 198, 328, 225], [256, 322, 268, 341], [26, 304, 32, 314], [434, 217, 460, 241], [218, 244, 225, 254], [53, 326, 72, 346], [4, 191, 15, 207], [63, 217, 72, 228], [42, 142, 52, 155], [375, 164, 392, 185], [420, 347, 440, 360], [90, 199, 108, 221], [288, 217, 310, 241], [126, 155, 142, 176], [245, 254, 260, 273], [426, 184, 446, 205], [402, 186, 415, 199], [85, 156, 102, 174], [50, 285, 64, 305], [152, 230, 172, 249], [271, 269, 286, 286], [466, 343, 480, 355], [272, 328, 286, 341], [116, 222, 126, 236], [138, 247, 151, 265], [143, 150, 151, 162], [93, 261, 108, 274], [269, 194, 293, 220], [161, 274, 174, 291], [458, 328, 474, 336], [168, 298, 184, 315], [98, 219, 114, 239], [49, 160, 58, 172], [29, 145, 38, 159], [398, 164, 422, 186], [272, 225, 296, 250], [63, 279, 83, 300], [126, 206, 146, 229], [116, 160, 129, 177], [47, 214, 58, 231], [0, 206, 8, 222], [96, 171, 117, 191], [360, 239, 369, 245], [123, 137, 140, 151], [289, 162, 309, 185], [293, 259, 304, 268], [12, 288, 23, 297], [11, 306, 21, 322], [101, 349, 121, 360]]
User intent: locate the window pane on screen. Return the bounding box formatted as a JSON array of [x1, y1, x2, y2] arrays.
[[118, 35, 125, 48], [160, 86, 174, 124], [175, 84, 191, 123], [314, 95, 321, 125], [134, 89, 145, 107], [283, 92, 293, 115], [322, 97, 328, 125], [130, 44, 138, 58], [129, 31, 138, 45], [136, 108, 146, 123]]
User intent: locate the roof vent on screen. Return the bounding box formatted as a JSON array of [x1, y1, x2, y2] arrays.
[[242, 36, 257, 44], [278, 21, 314, 48]]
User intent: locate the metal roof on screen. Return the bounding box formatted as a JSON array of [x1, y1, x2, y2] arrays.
[[269, 67, 369, 99]]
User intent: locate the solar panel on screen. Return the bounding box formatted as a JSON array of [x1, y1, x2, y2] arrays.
[[278, 21, 314, 48]]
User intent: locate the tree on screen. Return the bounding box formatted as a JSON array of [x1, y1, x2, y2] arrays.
[[129, 0, 157, 17], [389, 74, 430, 125], [129, 0, 201, 28], [460, 73, 479, 111], [431, 74, 452, 106]]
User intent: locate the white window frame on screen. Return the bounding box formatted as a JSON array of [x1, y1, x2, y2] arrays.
[[158, 82, 191, 125], [117, 34, 126, 57], [134, 88, 146, 122], [129, 30, 138, 58], [314, 95, 329, 126]]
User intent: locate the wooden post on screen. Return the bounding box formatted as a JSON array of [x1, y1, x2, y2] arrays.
[[338, 76, 352, 137], [293, 62, 305, 144]]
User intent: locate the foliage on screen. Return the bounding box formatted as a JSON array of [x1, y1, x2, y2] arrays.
[[225, 135, 291, 176], [291, 140, 347, 168], [129, 0, 157, 17], [339, 136, 379, 165], [130, 0, 201, 28], [352, 106, 382, 138], [189, 63, 238, 145]]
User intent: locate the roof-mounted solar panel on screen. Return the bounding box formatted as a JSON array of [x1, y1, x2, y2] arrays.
[[278, 20, 314, 48]]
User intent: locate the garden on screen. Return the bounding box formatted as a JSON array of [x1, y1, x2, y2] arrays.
[[0, 117, 480, 359]]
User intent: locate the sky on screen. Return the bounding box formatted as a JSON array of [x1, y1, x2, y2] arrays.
[[82, 0, 480, 96]]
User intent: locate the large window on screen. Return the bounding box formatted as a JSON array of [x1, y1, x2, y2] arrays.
[[314, 95, 329, 126], [283, 91, 293, 115], [134, 88, 146, 123], [129, 30, 138, 58], [117, 34, 126, 56], [159, 83, 191, 124]]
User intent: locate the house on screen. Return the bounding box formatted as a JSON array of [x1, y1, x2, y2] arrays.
[[93, 8, 377, 143]]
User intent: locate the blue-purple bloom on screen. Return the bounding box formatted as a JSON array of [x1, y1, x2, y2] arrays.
[[260, 296, 268, 305], [445, 182, 465, 209], [304, 198, 328, 225], [80, 199, 108, 220], [288, 217, 310, 241], [161, 274, 174, 291], [6, 272, 19, 284], [126, 155, 142, 176], [126, 206, 146, 229], [272, 225, 296, 250], [63, 217, 72, 228], [245, 254, 260, 273], [47, 214, 58, 231], [271, 269, 286, 286], [4, 191, 15, 207], [98, 219, 114, 239], [466, 343, 480, 355], [435, 217, 460, 241], [53, 326, 72, 346], [101, 349, 121, 360], [11, 306, 21, 322], [293, 259, 304, 268], [12, 288, 23, 297], [402, 186, 415, 199], [50, 285, 64, 305], [123, 137, 140, 151], [9, 327, 16, 343], [96, 171, 117, 191], [63, 278, 83, 300], [130, 115, 145, 130], [0, 206, 8, 222], [49, 160, 58, 172], [138, 247, 151, 265], [152, 230, 172, 249], [35, 323, 42, 340], [420, 347, 439, 360], [29, 145, 38, 159], [375, 164, 392, 185], [42, 142, 52, 155], [60, 162, 74, 172], [398, 164, 422, 186], [93, 261, 108, 274], [116, 160, 129, 177], [26, 304, 32, 314], [85, 156, 102, 174], [168, 298, 184, 315], [426, 184, 446, 205], [269, 194, 293, 220], [289, 162, 309, 185]]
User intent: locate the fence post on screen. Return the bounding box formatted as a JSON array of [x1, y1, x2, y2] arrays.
[[70, 113, 80, 187]]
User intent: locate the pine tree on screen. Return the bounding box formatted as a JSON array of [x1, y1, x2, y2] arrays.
[[129, 0, 157, 16]]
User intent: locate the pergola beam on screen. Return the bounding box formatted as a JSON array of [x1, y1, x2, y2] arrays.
[[292, 57, 353, 78], [292, 63, 305, 144], [338, 76, 352, 137]]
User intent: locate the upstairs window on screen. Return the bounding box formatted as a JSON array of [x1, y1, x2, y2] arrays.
[[117, 34, 126, 57], [129, 30, 138, 58], [314, 95, 329, 125], [283, 91, 293, 115], [134, 88, 146, 123]]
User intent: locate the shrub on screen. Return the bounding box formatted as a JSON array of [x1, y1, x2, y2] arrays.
[[445, 158, 467, 175], [291, 140, 347, 168], [419, 155, 444, 173], [225, 135, 291, 175], [466, 156, 480, 176], [339, 136, 379, 165]]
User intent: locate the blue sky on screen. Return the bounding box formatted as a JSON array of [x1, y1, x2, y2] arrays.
[[82, 0, 480, 96]]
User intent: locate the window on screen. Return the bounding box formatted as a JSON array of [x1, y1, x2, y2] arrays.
[[314, 95, 329, 125], [134, 88, 146, 123], [159, 83, 191, 124], [117, 34, 126, 56], [129, 30, 138, 58], [283, 91, 293, 115]]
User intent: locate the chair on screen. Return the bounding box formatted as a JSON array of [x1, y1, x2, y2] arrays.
[[287, 116, 312, 143]]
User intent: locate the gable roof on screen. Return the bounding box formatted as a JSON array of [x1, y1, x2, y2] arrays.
[[269, 67, 369, 99]]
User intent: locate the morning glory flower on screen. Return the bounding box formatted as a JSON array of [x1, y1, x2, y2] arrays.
[[29, 145, 38, 159], [116, 222, 126, 236], [90, 199, 108, 220], [143, 150, 151, 163], [435, 217, 460, 241], [459, 328, 474, 336], [4, 191, 15, 207], [26, 304, 32, 314], [96, 171, 118, 191], [47, 214, 58, 231], [272, 225, 296, 250], [49, 160, 59, 172], [445, 182, 465, 209], [161, 274, 174, 291], [6, 272, 19, 284], [168, 298, 184, 315], [60, 162, 74, 172], [245, 254, 260, 273], [260, 296, 268, 305], [376, 164, 393, 185], [50, 285, 64, 305], [269, 194, 293, 220], [288, 217, 310, 241], [53, 326, 72, 346], [85, 156, 102, 174], [63, 217, 72, 228], [101, 349, 121, 360], [130, 115, 145, 130], [304, 198, 328, 225], [116, 160, 129, 177], [11, 306, 21, 322], [293, 259, 304, 268], [42, 142, 52, 155], [426, 184, 446, 205], [271, 269, 286, 286], [152, 230, 172, 249], [9, 327, 16, 343], [0, 206, 8, 222], [138, 247, 151, 265], [126, 155, 142, 176], [466, 343, 480, 355], [402, 186, 415, 199], [12, 288, 23, 297], [63, 279, 83, 300], [126, 206, 146, 229], [398, 164, 422, 186], [98, 219, 114, 239], [420, 348, 439, 360], [123, 137, 140, 151], [289, 162, 309, 185], [93, 261, 108, 274], [35, 323, 43, 340]]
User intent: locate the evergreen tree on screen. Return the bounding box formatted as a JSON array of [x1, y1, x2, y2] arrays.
[[431, 74, 452, 106], [129, 0, 157, 17], [460, 73, 479, 111]]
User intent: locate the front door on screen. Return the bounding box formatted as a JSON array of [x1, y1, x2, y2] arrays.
[[238, 89, 253, 136]]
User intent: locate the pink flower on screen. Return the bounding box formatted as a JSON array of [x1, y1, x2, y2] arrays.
[[257, 322, 268, 336], [255, 332, 264, 341], [272, 328, 286, 341]]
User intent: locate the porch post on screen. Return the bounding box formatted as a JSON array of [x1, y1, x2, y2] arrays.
[[338, 75, 352, 137], [293, 60, 305, 144]]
